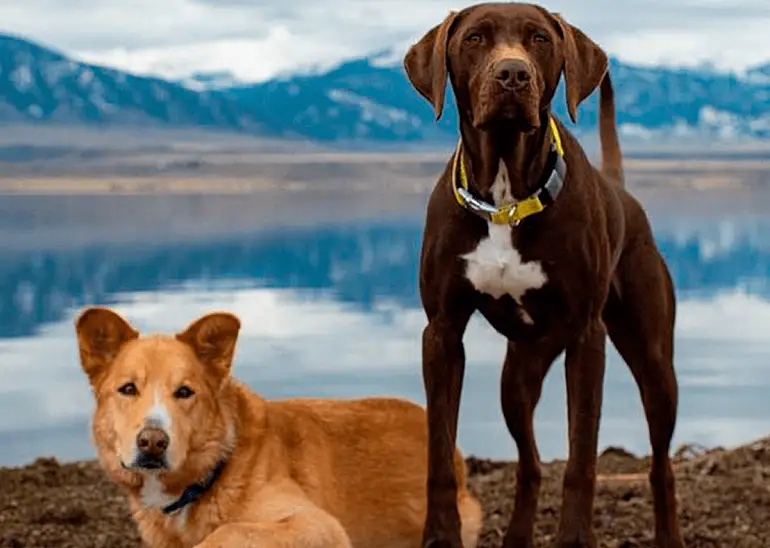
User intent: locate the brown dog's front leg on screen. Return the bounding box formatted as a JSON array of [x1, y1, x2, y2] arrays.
[[421, 313, 471, 548], [556, 320, 607, 548]]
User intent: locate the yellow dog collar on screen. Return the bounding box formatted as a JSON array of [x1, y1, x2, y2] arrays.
[[451, 117, 566, 226]]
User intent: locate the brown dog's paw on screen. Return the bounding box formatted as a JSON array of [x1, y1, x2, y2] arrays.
[[501, 534, 534, 548], [423, 537, 463, 548], [552, 530, 598, 548]]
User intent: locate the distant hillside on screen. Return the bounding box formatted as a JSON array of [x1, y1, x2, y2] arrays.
[[0, 33, 769, 144], [224, 54, 770, 143], [0, 34, 260, 132]]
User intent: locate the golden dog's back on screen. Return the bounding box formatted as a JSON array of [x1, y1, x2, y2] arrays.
[[263, 396, 482, 548]]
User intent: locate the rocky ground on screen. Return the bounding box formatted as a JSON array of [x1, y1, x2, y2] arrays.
[[2, 438, 769, 548]]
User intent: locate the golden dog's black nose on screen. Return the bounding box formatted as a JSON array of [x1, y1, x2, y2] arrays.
[[494, 59, 532, 90], [136, 426, 169, 458]]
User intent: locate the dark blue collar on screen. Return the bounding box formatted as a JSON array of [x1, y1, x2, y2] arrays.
[[162, 460, 227, 515]]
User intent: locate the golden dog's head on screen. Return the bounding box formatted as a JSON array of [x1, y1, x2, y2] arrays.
[[75, 307, 240, 490]]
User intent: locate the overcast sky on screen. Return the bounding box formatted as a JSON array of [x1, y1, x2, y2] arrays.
[[1, 0, 769, 82]]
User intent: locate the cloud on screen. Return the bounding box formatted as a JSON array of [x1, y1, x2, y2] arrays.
[[0, 0, 768, 82]]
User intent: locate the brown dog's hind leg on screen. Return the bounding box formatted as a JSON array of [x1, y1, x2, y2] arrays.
[[604, 243, 684, 548], [421, 307, 474, 548], [556, 320, 607, 548], [500, 339, 562, 548]]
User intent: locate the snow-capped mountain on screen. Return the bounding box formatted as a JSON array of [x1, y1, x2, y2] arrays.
[[0, 34, 261, 131], [224, 56, 770, 143], [1, 33, 770, 144]]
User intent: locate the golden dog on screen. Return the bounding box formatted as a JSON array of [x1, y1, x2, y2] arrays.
[[75, 307, 482, 548]]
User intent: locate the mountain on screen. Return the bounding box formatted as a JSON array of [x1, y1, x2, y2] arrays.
[[0, 34, 261, 132], [224, 55, 770, 143], [0, 33, 770, 144]]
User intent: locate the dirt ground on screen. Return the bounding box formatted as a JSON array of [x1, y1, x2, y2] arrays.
[[1, 438, 769, 548]]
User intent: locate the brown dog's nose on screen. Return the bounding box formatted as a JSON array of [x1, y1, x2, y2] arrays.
[[494, 59, 532, 90], [136, 427, 169, 458]]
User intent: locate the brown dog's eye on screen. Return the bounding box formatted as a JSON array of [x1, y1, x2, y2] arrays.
[[174, 386, 195, 399], [533, 33, 549, 44], [117, 382, 138, 396], [465, 32, 483, 45]]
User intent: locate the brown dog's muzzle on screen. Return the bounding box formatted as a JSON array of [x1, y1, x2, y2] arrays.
[[474, 51, 541, 130], [492, 59, 533, 92]]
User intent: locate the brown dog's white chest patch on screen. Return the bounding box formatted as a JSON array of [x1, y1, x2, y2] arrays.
[[461, 161, 547, 312]]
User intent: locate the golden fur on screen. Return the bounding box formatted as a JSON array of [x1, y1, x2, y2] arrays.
[[75, 307, 483, 548]]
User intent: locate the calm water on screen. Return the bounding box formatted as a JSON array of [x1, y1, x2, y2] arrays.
[[1, 193, 770, 467]]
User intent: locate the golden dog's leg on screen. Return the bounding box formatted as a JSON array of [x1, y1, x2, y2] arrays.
[[193, 506, 352, 548]]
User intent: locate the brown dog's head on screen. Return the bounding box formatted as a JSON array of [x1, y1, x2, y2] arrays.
[[75, 307, 240, 489], [404, 2, 608, 132]]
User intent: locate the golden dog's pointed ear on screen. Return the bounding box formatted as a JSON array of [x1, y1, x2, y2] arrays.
[[552, 13, 608, 124], [403, 10, 459, 120], [176, 312, 241, 382], [75, 307, 139, 387]]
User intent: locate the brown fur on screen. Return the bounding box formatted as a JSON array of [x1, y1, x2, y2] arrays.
[[403, 3, 682, 547], [75, 307, 483, 548]]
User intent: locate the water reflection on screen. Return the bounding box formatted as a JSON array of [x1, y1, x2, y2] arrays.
[[3, 215, 770, 340], [1, 212, 770, 466]]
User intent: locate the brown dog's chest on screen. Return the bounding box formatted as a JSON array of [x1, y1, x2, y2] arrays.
[[460, 223, 553, 334], [452, 212, 600, 341], [461, 222, 547, 301], [420, 153, 614, 340]]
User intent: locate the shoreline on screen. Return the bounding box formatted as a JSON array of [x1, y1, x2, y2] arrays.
[[2, 435, 769, 547], [0, 150, 768, 196]]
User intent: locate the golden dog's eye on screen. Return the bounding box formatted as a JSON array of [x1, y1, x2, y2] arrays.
[[465, 32, 482, 45], [533, 32, 549, 44], [117, 382, 138, 396], [174, 386, 195, 399]]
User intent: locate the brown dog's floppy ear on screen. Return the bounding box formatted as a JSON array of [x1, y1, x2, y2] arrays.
[[553, 13, 608, 124], [75, 307, 139, 387], [176, 312, 241, 382], [403, 11, 458, 120]]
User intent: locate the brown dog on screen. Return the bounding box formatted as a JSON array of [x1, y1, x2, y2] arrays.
[[75, 307, 482, 548], [404, 3, 683, 548]]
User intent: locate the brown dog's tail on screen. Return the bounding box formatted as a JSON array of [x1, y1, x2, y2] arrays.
[[598, 70, 624, 187]]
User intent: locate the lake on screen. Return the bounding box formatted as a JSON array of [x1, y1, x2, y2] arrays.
[[1, 191, 769, 467]]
